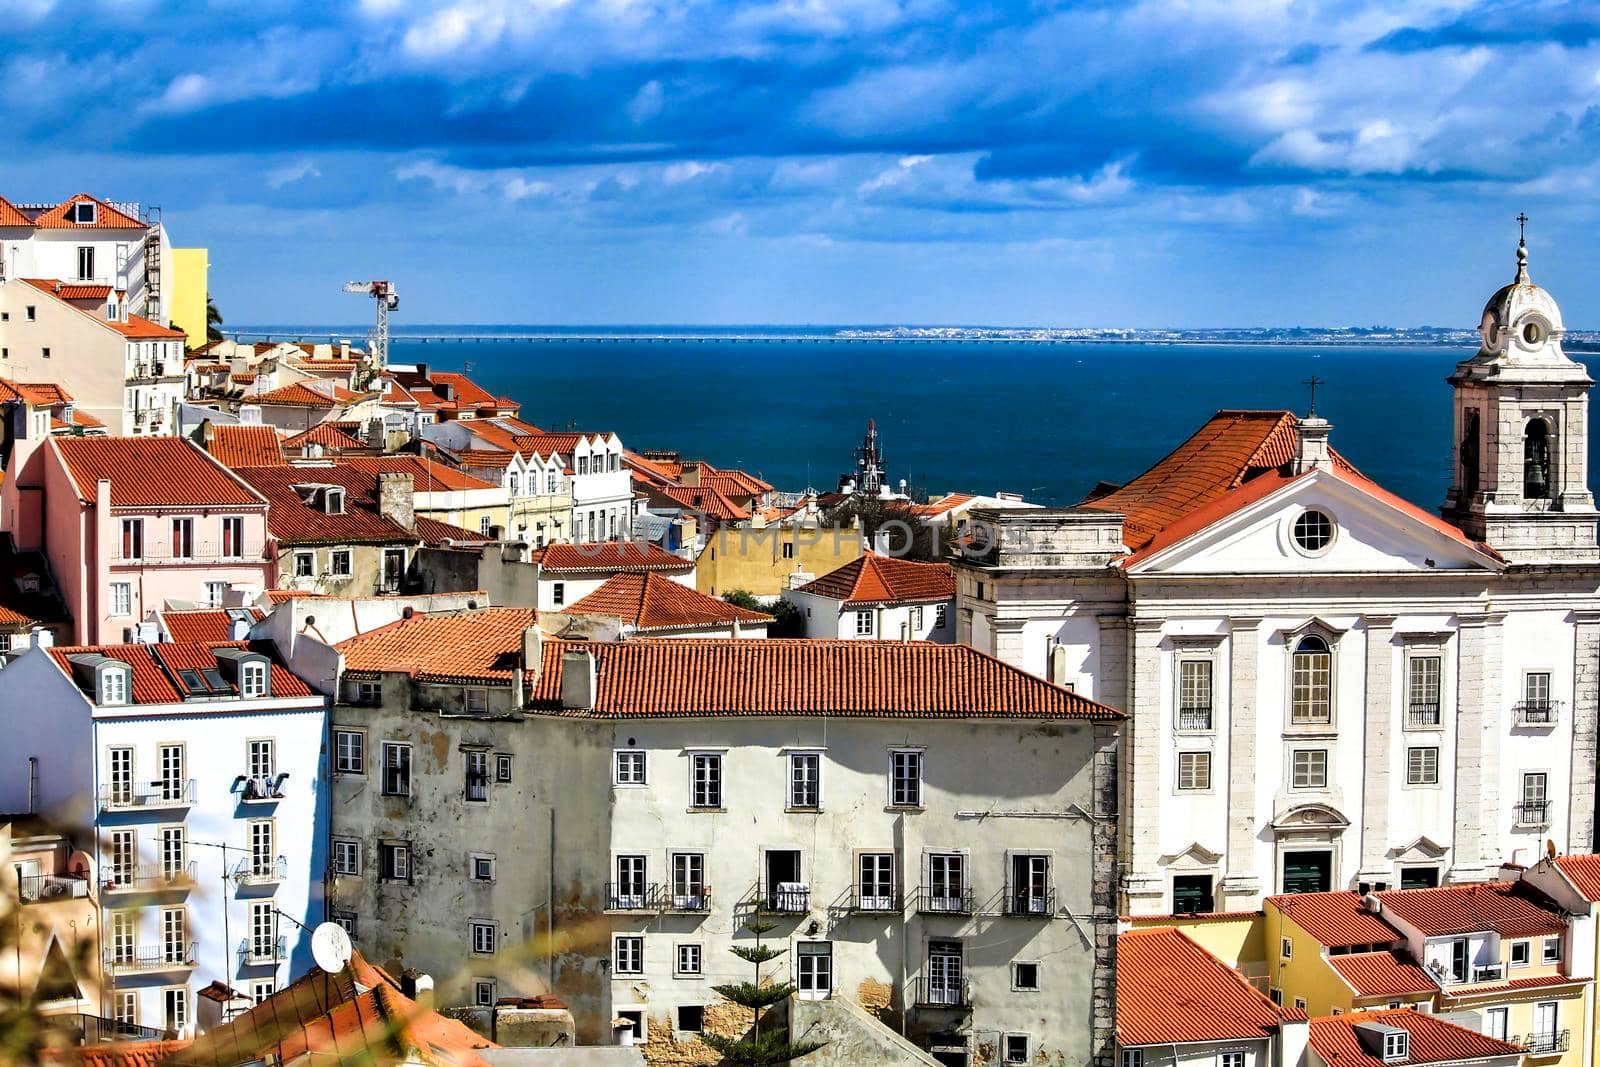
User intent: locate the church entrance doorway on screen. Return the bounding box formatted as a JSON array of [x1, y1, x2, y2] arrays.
[[1281, 851, 1331, 894]]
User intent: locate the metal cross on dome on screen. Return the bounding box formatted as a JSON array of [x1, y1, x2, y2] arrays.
[[1518, 212, 1529, 244], [1301, 375, 1324, 417]]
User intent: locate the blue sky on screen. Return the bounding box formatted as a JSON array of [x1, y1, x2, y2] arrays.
[[4, 0, 1598, 326]]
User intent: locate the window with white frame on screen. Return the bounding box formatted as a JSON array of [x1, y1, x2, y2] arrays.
[[240, 661, 268, 698], [161, 906, 187, 963], [333, 838, 360, 876], [249, 901, 276, 961], [614, 750, 646, 785], [1290, 635, 1332, 724], [1382, 1032, 1409, 1061], [1292, 749, 1328, 789], [472, 854, 496, 882], [552, 582, 565, 606], [110, 582, 132, 617], [614, 935, 644, 974], [221, 516, 244, 559], [480, 515, 492, 535], [935, 603, 948, 628], [854, 610, 873, 636], [330, 550, 352, 577], [890, 749, 923, 807], [496, 754, 513, 782], [335, 730, 365, 774], [1121, 1051, 1143, 1067], [1004, 1035, 1029, 1065], [114, 991, 137, 1026], [164, 988, 187, 1031], [691, 752, 722, 808], [100, 666, 130, 706], [1510, 940, 1530, 967], [1012, 961, 1040, 990], [1220, 1053, 1245, 1067], [788, 752, 820, 809], [1407, 654, 1441, 726], [1406, 746, 1438, 785], [470, 920, 497, 955], [1177, 751, 1211, 791], [202, 581, 226, 608], [1543, 937, 1561, 963], [120, 518, 143, 560], [474, 979, 496, 1007], [171, 517, 194, 559], [356, 680, 381, 705], [251, 981, 275, 1004], [160, 826, 186, 878], [380, 842, 411, 882], [248, 819, 274, 875], [294, 552, 315, 578], [1178, 659, 1213, 730], [910, 606, 923, 630], [382, 743, 411, 796], [676, 943, 703, 976]]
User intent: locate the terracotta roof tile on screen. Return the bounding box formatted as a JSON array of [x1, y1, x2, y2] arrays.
[[19, 279, 184, 338], [0, 195, 29, 227], [547, 639, 1121, 719], [45, 640, 312, 705], [653, 483, 751, 522], [49, 1039, 194, 1067], [910, 492, 977, 517], [160, 608, 264, 643], [341, 456, 499, 493], [250, 380, 360, 408], [235, 465, 479, 546], [45, 283, 112, 301], [1116, 927, 1282, 1046], [338, 608, 552, 687], [796, 553, 953, 606], [1554, 855, 1600, 901], [1308, 1009, 1523, 1067], [53, 437, 266, 508], [1441, 973, 1590, 998], [28, 194, 144, 229], [1266, 891, 1401, 948], [1329, 951, 1437, 997], [565, 572, 771, 632], [204, 424, 286, 468], [284, 422, 366, 450], [533, 541, 694, 574], [1375, 882, 1567, 938]]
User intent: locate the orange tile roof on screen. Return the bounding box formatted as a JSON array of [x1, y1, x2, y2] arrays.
[[45, 640, 313, 705], [53, 437, 266, 508], [50, 1039, 194, 1067], [160, 608, 264, 643], [251, 381, 360, 408], [1555, 855, 1600, 901], [565, 571, 771, 632], [1307, 1009, 1523, 1067], [47, 283, 113, 301], [545, 639, 1121, 719], [205, 424, 286, 468], [533, 541, 694, 574], [340, 456, 499, 493], [18, 279, 184, 338], [1440, 973, 1591, 998], [1267, 891, 1401, 948], [625, 451, 683, 487], [100, 311, 186, 340], [1329, 951, 1437, 997], [0, 195, 29, 227], [1375, 882, 1567, 938], [338, 607, 554, 687], [235, 465, 481, 546], [0, 378, 73, 406], [1116, 927, 1282, 1046], [29, 194, 144, 229], [910, 492, 977, 517], [796, 553, 953, 606], [284, 421, 366, 450], [654, 483, 751, 522]]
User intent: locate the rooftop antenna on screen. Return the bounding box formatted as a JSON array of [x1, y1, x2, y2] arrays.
[[342, 281, 399, 372], [1301, 375, 1324, 418]]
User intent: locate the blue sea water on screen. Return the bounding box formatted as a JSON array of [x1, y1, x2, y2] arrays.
[[255, 328, 1600, 509]]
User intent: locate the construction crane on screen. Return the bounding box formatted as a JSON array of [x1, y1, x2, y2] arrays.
[[342, 280, 399, 372]]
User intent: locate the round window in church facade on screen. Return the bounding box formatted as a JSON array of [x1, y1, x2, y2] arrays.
[[1292, 510, 1334, 553]]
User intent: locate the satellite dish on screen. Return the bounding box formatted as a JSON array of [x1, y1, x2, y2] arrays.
[[311, 922, 353, 974]]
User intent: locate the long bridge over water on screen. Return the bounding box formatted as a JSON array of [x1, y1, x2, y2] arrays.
[[224, 330, 1473, 347]]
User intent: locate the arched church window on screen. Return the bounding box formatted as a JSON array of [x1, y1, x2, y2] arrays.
[[1524, 419, 1552, 500], [1460, 410, 1480, 500], [1291, 635, 1332, 725]]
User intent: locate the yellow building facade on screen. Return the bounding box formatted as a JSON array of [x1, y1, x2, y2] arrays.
[[695, 520, 865, 599], [168, 246, 209, 349]]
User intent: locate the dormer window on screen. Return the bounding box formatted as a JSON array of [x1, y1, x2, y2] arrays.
[[1383, 1033, 1409, 1062], [71, 201, 98, 225], [100, 665, 130, 706], [325, 487, 345, 515], [106, 301, 117, 320], [240, 661, 268, 698]]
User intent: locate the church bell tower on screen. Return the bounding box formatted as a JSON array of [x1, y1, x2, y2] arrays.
[[1443, 218, 1599, 561]]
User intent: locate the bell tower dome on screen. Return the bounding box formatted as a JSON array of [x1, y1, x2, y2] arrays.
[[1443, 218, 1598, 561]]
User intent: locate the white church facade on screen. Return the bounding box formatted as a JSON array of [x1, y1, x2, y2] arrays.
[[954, 232, 1600, 916]]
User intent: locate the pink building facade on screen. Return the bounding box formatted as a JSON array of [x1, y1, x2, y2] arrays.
[[2, 430, 274, 643]]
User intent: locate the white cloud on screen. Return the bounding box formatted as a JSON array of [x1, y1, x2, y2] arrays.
[[628, 80, 664, 124], [857, 154, 933, 195], [267, 159, 322, 189], [153, 73, 215, 114], [663, 160, 725, 184]]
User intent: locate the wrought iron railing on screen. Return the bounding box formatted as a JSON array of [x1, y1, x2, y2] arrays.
[[100, 779, 195, 811], [104, 942, 197, 973], [18, 872, 90, 903], [847, 884, 901, 912], [240, 774, 286, 801], [1406, 703, 1442, 728], [1001, 885, 1056, 917], [103, 862, 196, 892], [1514, 701, 1561, 727], [663, 888, 711, 912], [750, 882, 811, 913], [1517, 801, 1552, 827], [50, 1012, 172, 1044], [913, 976, 971, 1009], [237, 935, 287, 966], [1513, 1031, 1570, 1055], [605, 882, 663, 911], [232, 855, 287, 886], [915, 886, 975, 915], [1177, 706, 1212, 731]]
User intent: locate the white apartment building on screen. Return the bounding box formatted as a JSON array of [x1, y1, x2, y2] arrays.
[[0, 278, 186, 435], [319, 608, 1121, 1067], [955, 234, 1600, 915], [0, 194, 172, 323], [786, 552, 956, 642], [0, 635, 329, 1035]]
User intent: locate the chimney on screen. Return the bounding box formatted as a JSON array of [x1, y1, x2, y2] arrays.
[[511, 624, 542, 707], [229, 614, 252, 641], [1278, 1013, 1309, 1067], [376, 472, 415, 530], [340, 340, 350, 359], [559, 648, 596, 711], [400, 969, 434, 1010], [680, 461, 702, 487], [1293, 416, 1333, 474]]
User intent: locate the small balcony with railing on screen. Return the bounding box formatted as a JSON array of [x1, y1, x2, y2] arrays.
[[237, 773, 289, 804], [1472, 964, 1504, 983], [914, 886, 975, 916], [103, 862, 196, 895], [1513, 1031, 1570, 1056], [1001, 885, 1056, 917], [1406, 703, 1442, 729], [746, 882, 811, 915], [1176, 705, 1212, 732], [663, 887, 712, 913], [104, 942, 197, 975], [233, 855, 287, 888], [18, 872, 90, 904], [100, 779, 195, 813], [237, 935, 287, 967], [1514, 700, 1561, 728], [843, 884, 901, 914], [913, 976, 972, 1010], [1516, 801, 1552, 829], [605, 883, 663, 913], [49, 1012, 173, 1045], [116, 540, 270, 566]]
